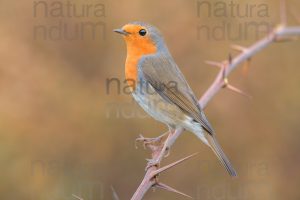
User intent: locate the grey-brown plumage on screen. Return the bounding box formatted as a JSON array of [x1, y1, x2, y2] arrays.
[[136, 53, 237, 177]]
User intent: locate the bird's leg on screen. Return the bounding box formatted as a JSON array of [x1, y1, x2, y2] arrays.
[[135, 131, 169, 150], [145, 129, 175, 170]]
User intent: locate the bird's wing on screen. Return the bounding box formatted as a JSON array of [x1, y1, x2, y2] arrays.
[[139, 54, 214, 134]]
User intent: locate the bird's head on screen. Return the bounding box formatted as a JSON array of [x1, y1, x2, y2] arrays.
[[114, 22, 167, 55]]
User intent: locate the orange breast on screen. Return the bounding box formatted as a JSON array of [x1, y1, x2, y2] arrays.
[[125, 56, 138, 88], [124, 37, 157, 91]]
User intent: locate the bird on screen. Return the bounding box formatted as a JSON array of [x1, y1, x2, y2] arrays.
[[114, 22, 237, 177]]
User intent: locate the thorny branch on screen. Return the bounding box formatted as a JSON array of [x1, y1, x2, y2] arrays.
[[131, 1, 300, 199]]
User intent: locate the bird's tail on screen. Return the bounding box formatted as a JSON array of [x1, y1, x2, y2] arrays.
[[206, 135, 237, 177]]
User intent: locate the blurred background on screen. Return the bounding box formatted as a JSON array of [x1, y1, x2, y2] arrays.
[[0, 0, 300, 199]]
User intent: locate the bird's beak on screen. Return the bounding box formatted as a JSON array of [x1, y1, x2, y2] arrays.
[[113, 29, 129, 36]]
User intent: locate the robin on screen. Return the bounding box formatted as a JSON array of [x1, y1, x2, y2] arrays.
[[114, 22, 237, 177]]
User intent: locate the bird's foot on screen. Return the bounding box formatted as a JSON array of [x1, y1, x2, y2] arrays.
[[145, 158, 160, 170], [136, 131, 173, 171], [144, 147, 171, 170], [135, 132, 169, 150]]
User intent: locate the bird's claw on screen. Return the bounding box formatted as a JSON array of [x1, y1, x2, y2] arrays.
[[145, 158, 160, 171], [135, 134, 147, 149], [164, 147, 170, 158], [135, 134, 166, 149]]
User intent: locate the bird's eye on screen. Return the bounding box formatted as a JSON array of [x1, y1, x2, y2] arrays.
[[139, 29, 147, 36]]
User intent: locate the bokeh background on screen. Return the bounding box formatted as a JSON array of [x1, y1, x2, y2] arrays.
[[0, 0, 300, 199]]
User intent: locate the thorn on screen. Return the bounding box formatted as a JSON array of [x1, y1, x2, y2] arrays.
[[231, 44, 247, 52], [155, 182, 193, 199], [227, 84, 252, 99], [222, 77, 252, 99], [111, 186, 120, 200], [228, 53, 232, 64], [72, 194, 84, 200], [272, 24, 283, 42], [153, 153, 198, 176], [220, 55, 231, 81], [205, 60, 223, 68], [223, 78, 229, 87], [280, 0, 287, 26]]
